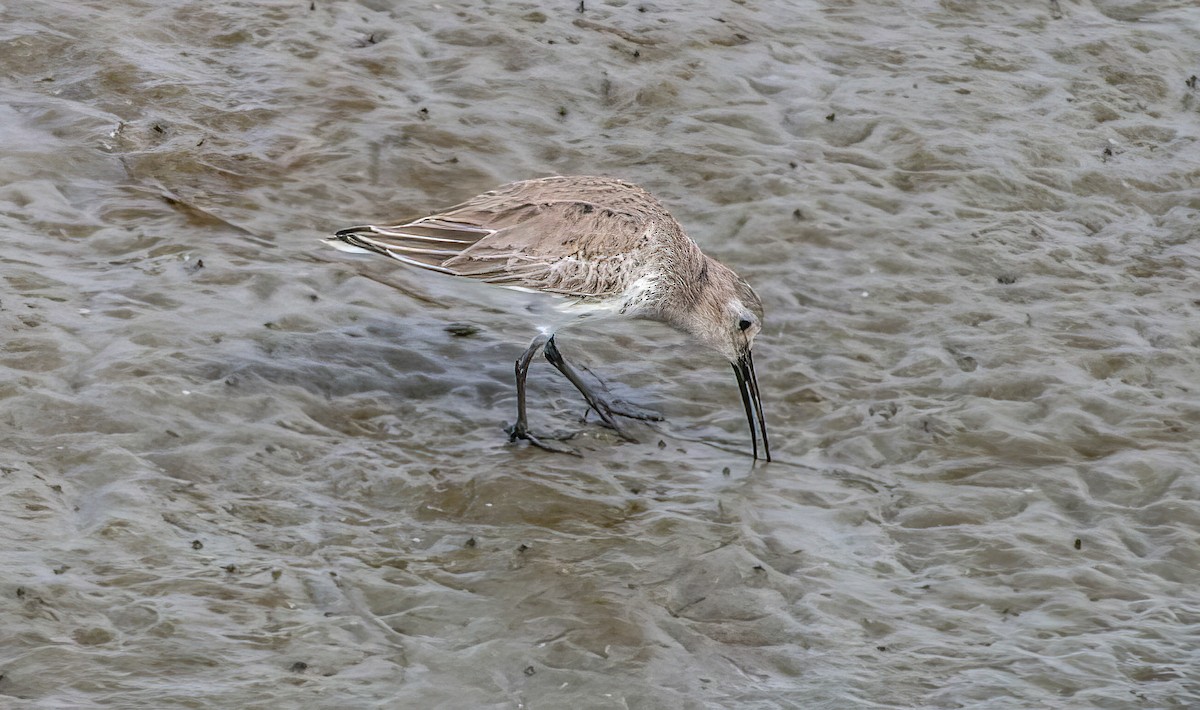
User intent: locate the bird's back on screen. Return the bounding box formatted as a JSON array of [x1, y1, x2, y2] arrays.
[[329, 176, 701, 306]]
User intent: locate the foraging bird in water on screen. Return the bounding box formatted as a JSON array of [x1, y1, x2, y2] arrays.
[[325, 175, 771, 461]]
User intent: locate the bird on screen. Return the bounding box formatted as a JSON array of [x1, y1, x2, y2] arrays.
[[324, 175, 770, 461]]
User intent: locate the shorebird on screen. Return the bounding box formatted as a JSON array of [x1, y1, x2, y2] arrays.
[[325, 175, 770, 461]]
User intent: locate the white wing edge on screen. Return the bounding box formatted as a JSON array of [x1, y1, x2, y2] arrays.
[[321, 237, 374, 254]]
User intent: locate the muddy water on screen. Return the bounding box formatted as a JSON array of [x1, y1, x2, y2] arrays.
[[2, 0, 1199, 707]]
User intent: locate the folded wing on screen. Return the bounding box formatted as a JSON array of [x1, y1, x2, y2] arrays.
[[328, 179, 665, 299]]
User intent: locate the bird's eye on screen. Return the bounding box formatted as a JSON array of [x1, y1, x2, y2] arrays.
[[738, 318, 753, 332]]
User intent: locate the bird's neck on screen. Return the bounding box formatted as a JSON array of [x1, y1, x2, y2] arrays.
[[655, 244, 730, 332]]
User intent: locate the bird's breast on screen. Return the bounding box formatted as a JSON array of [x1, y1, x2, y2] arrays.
[[616, 270, 664, 318]]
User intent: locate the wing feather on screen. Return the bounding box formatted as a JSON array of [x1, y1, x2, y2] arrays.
[[328, 176, 681, 298]]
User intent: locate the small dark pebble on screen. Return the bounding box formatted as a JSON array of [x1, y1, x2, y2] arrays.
[[792, 208, 804, 220], [722, 467, 731, 476], [418, 107, 429, 120], [632, 49, 640, 58], [192, 540, 203, 550], [524, 665, 536, 676], [1074, 538, 1082, 550], [789, 161, 798, 169], [825, 112, 836, 121], [224, 564, 237, 574], [445, 323, 480, 337], [308, 293, 319, 302], [657, 440, 666, 449], [629, 486, 642, 494], [557, 106, 568, 117], [16, 587, 25, 599], [464, 537, 477, 548], [290, 661, 308, 673], [996, 273, 1017, 285], [877, 645, 888, 652], [517, 543, 530, 553], [1186, 75, 1197, 90], [869, 402, 898, 418]]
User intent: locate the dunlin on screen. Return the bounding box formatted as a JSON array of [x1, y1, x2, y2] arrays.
[[326, 175, 770, 460]]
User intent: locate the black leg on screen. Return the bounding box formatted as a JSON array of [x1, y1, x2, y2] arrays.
[[543, 336, 640, 443], [508, 335, 544, 438], [505, 335, 578, 455]]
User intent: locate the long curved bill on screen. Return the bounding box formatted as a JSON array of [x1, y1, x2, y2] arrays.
[[731, 351, 771, 462]]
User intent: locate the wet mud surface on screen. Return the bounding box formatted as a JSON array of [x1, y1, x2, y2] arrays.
[[1, 1, 1199, 707]]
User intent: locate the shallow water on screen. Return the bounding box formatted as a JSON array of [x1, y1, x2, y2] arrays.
[[2, 0, 1199, 707]]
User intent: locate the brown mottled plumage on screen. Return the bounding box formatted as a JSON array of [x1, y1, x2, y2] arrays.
[[326, 175, 770, 460]]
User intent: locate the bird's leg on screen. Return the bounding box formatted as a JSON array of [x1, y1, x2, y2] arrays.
[[542, 336, 641, 443], [506, 334, 578, 455], [508, 335, 544, 439]]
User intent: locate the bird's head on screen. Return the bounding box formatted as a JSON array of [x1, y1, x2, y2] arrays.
[[673, 264, 771, 461]]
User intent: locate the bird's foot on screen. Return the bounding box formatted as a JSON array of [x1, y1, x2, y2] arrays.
[[573, 364, 664, 423], [505, 422, 582, 456], [592, 399, 663, 422], [579, 401, 645, 443]]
